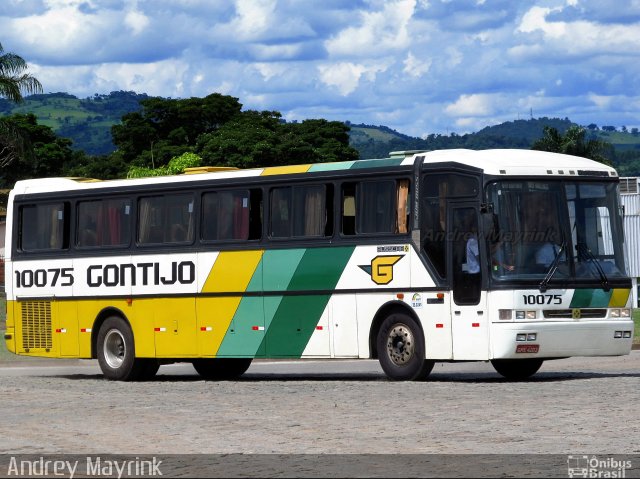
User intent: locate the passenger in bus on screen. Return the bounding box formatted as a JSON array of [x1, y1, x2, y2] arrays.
[[491, 242, 515, 274], [535, 241, 564, 268], [170, 224, 186, 242], [458, 210, 481, 303], [521, 200, 565, 271]]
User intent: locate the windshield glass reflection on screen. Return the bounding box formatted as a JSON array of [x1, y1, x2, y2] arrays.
[[487, 180, 626, 284]]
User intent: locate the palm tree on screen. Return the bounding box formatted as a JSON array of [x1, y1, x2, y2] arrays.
[[0, 42, 43, 169], [0, 42, 42, 101]]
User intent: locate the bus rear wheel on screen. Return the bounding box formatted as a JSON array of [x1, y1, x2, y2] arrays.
[[192, 358, 253, 380], [97, 316, 146, 381], [376, 312, 434, 381], [491, 359, 544, 380]]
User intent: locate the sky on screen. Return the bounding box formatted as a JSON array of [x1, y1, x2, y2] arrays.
[[1, 0, 640, 137]]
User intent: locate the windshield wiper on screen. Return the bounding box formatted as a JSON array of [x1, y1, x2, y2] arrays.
[[576, 243, 610, 292], [539, 239, 566, 293]]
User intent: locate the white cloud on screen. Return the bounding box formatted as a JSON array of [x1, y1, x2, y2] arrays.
[[403, 52, 431, 77], [318, 60, 392, 96], [515, 5, 640, 58], [317, 62, 369, 96], [124, 8, 149, 35], [211, 0, 314, 44], [518, 6, 565, 38], [589, 93, 613, 109], [1, 0, 640, 138], [325, 0, 416, 58], [445, 93, 497, 117]]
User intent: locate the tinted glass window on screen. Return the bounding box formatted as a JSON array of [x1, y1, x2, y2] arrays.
[[202, 190, 255, 241], [138, 194, 194, 245], [20, 203, 68, 251], [77, 198, 131, 248], [270, 185, 328, 238]]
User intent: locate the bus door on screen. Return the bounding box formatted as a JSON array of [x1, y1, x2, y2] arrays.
[[448, 204, 489, 360]]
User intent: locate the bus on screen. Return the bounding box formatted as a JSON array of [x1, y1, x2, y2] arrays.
[[3, 149, 635, 381]]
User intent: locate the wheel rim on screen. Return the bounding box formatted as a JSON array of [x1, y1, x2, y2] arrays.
[[103, 329, 126, 369], [386, 322, 415, 366]]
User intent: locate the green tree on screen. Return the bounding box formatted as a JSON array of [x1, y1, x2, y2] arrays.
[[127, 152, 202, 178], [531, 125, 612, 164], [196, 111, 359, 169], [196, 110, 283, 169], [0, 114, 84, 188], [111, 93, 242, 168], [0, 42, 43, 170]]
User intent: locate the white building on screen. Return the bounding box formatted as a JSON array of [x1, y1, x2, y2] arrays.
[[620, 177, 640, 307]]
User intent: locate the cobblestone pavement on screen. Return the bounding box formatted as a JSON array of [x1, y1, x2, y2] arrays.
[[0, 353, 638, 457]]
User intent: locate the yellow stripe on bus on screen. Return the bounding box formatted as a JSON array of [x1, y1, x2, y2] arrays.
[[609, 288, 631, 308], [202, 250, 263, 293], [198, 250, 264, 356], [260, 165, 312, 176]]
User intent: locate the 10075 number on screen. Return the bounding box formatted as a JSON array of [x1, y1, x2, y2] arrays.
[[522, 294, 563, 305], [14, 268, 74, 288]]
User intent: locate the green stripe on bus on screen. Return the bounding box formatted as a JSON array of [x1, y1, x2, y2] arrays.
[[263, 249, 307, 291], [216, 246, 355, 358], [262, 294, 331, 357], [308, 161, 356, 172], [215, 296, 266, 357], [350, 158, 404, 169], [260, 246, 355, 357], [569, 289, 611, 308], [287, 246, 354, 291], [217, 249, 304, 357]]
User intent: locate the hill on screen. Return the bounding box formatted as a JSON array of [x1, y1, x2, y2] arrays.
[[2, 92, 640, 174], [349, 119, 640, 175], [0, 91, 149, 155]]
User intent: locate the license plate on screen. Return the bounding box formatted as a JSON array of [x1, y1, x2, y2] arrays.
[[516, 344, 539, 353]]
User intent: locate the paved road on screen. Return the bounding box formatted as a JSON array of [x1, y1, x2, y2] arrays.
[[0, 352, 638, 460]]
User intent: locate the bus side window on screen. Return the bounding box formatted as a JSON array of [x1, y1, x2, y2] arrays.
[[202, 189, 261, 242], [269, 185, 329, 239], [138, 194, 193, 245], [20, 202, 68, 251], [341, 184, 356, 236], [341, 180, 410, 236], [357, 180, 395, 234]]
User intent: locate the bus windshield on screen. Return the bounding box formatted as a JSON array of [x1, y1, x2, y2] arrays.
[[487, 180, 627, 284]]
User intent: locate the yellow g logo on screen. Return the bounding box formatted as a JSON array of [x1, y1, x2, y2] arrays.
[[359, 255, 404, 285]]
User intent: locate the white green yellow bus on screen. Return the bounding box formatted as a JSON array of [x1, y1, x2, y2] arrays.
[[3, 149, 635, 381]]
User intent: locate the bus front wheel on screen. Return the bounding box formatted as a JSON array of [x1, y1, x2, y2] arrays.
[[192, 358, 253, 380], [491, 359, 544, 380], [97, 316, 146, 381], [376, 312, 434, 381]]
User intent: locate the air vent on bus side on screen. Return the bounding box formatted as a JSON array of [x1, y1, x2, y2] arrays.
[[21, 301, 53, 350]]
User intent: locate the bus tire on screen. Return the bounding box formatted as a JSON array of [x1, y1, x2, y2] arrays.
[[97, 317, 144, 381], [491, 359, 543, 380], [376, 312, 434, 381], [192, 358, 253, 380]]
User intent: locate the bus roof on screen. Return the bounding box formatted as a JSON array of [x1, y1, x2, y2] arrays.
[[10, 149, 616, 195], [398, 149, 617, 177]]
